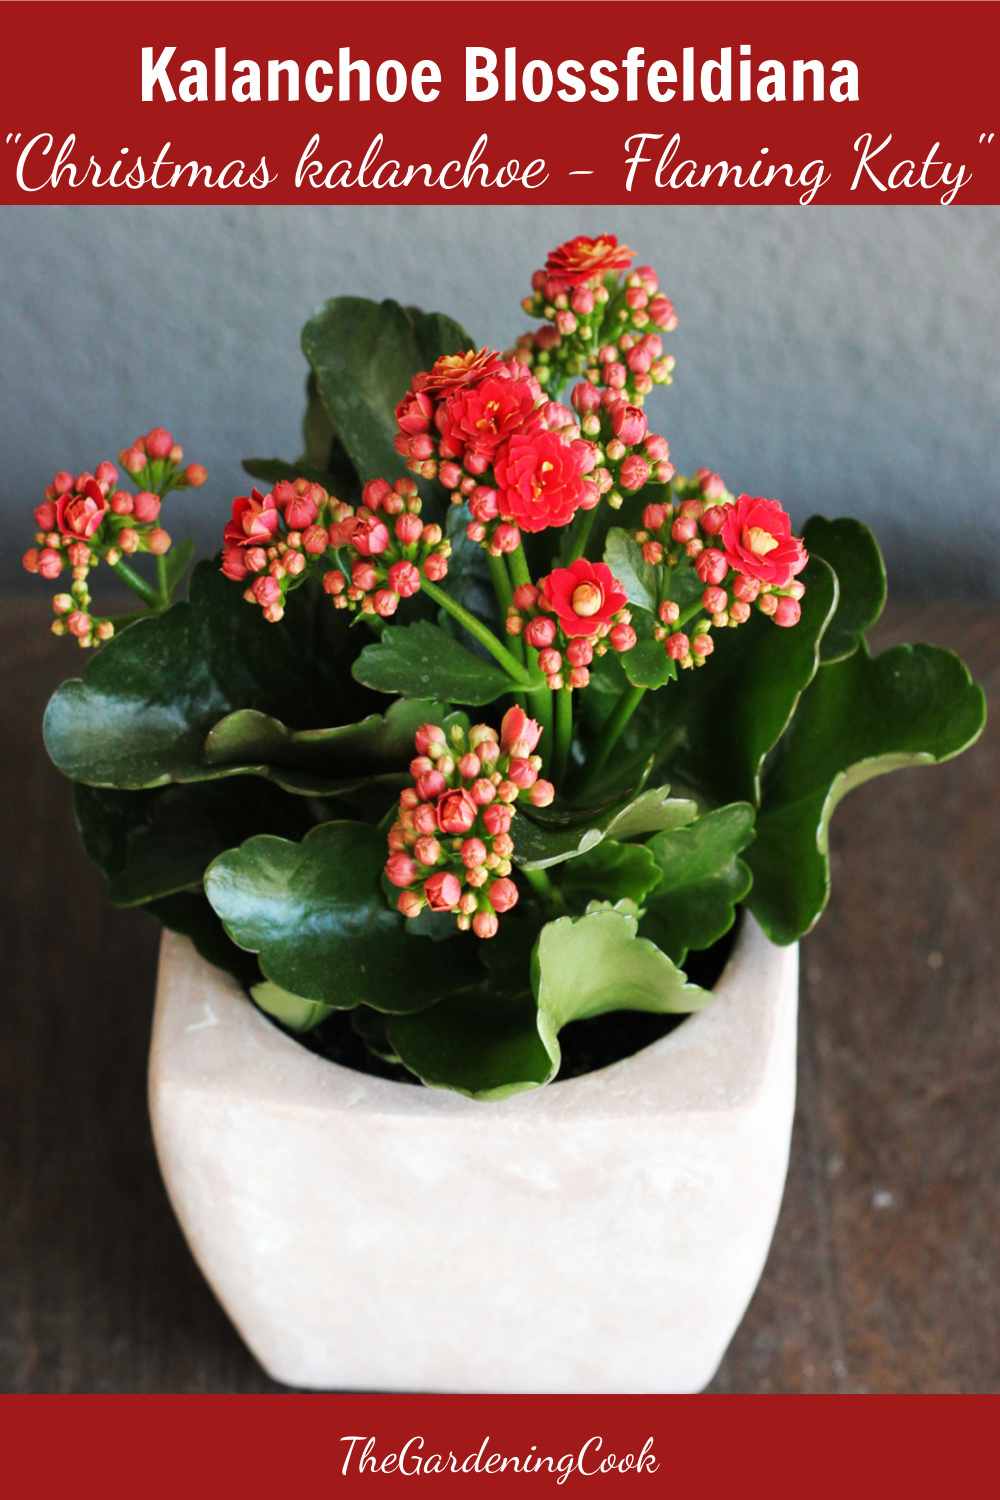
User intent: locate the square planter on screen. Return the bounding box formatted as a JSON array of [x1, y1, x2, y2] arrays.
[[149, 916, 797, 1391]]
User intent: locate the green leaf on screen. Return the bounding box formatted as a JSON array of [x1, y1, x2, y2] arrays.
[[250, 979, 333, 1034], [603, 528, 659, 613], [301, 297, 473, 481], [353, 620, 515, 705], [74, 780, 311, 907], [640, 803, 755, 962], [242, 456, 345, 490], [749, 643, 987, 943], [204, 697, 447, 772], [514, 784, 697, 870], [803, 515, 886, 662], [204, 820, 477, 1012], [619, 633, 673, 690], [388, 909, 709, 1100], [162, 538, 195, 599], [559, 839, 663, 909], [665, 555, 839, 806]]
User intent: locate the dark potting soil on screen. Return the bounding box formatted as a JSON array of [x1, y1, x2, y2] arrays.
[[293, 920, 738, 1088]]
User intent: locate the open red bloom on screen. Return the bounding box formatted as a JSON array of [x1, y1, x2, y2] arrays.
[[412, 347, 505, 397], [440, 373, 538, 459], [494, 431, 590, 533], [539, 559, 628, 637], [720, 495, 808, 587], [545, 234, 635, 286], [223, 488, 281, 549], [55, 478, 108, 541]]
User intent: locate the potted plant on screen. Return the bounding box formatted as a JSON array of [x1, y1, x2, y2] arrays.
[[25, 234, 985, 1392]]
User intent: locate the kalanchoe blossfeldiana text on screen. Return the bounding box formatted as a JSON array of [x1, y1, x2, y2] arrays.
[[21, 427, 205, 646]]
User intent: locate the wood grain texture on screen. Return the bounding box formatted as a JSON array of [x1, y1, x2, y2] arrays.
[[1, 603, 996, 1393]]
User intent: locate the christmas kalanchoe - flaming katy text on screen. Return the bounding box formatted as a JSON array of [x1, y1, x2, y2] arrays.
[[21, 427, 206, 646], [386, 709, 554, 940]]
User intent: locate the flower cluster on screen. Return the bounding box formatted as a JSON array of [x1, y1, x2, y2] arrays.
[[385, 708, 554, 939], [21, 428, 201, 648], [568, 383, 675, 512], [505, 560, 636, 690], [635, 486, 809, 669], [221, 476, 451, 622], [512, 235, 678, 402]]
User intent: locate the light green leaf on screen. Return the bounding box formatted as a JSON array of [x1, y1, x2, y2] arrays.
[[641, 803, 755, 962], [559, 840, 663, 909], [251, 979, 334, 1033], [749, 643, 986, 943], [204, 697, 447, 771], [603, 528, 659, 612], [803, 515, 886, 662], [514, 783, 697, 869]]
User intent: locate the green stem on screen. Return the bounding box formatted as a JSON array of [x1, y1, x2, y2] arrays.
[[521, 865, 565, 914], [155, 553, 170, 607], [580, 684, 647, 797], [552, 686, 573, 787], [487, 551, 523, 665], [563, 506, 599, 565], [111, 559, 159, 610], [421, 577, 535, 686], [507, 542, 533, 593]]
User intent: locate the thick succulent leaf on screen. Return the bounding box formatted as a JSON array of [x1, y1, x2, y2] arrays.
[[603, 528, 659, 613], [43, 563, 354, 789], [388, 909, 709, 1100], [250, 979, 333, 1034], [640, 803, 755, 962], [619, 633, 675, 691], [558, 840, 663, 909], [749, 643, 987, 943], [804, 515, 886, 662], [74, 780, 311, 907], [353, 619, 519, 704], [514, 783, 696, 870], [204, 820, 478, 1012], [162, 538, 195, 599], [664, 555, 838, 806], [301, 297, 472, 481], [204, 697, 448, 772], [243, 456, 346, 491]]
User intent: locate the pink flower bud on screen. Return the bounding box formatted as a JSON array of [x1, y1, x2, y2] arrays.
[[145, 427, 174, 460], [417, 769, 447, 801], [415, 723, 446, 756], [697, 468, 725, 499], [436, 788, 477, 835], [95, 461, 118, 489], [34, 501, 57, 529], [52, 470, 73, 495], [732, 573, 761, 604], [610, 623, 637, 653], [702, 586, 728, 615], [642, 541, 664, 566], [413, 835, 441, 866], [525, 616, 557, 650], [482, 803, 513, 835], [424, 870, 462, 912], [700, 505, 728, 536], [730, 600, 751, 624], [489, 877, 519, 914], [500, 706, 543, 758], [146, 528, 171, 555], [642, 503, 668, 532], [412, 803, 437, 836], [618, 455, 649, 494], [538, 648, 562, 676], [37, 547, 64, 579], [612, 405, 649, 446], [695, 549, 728, 586], [133, 491, 160, 523], [385, 853, 418, 888], [352, 516, 390, 557], [184, 463, 207, 487], [471, 778, 496, 806], [461, 838, 488, 869], [252, 575, 281, 607], [21, 547, 39, 574], [322, 569, 346, 596], [667, 632, 690, 661], [394, 513, 424, 546], [398, 890, 424, 919], [456, 753, 479, 781], [529, 780, 555, 808], [571, 381, 601, 415], [692, 634, 714, 657], [438, 462, 463, 490], [387, 560, 421, 598], [66, 610, 91, 639], [351, 559, 378, 592], [121, 447, 146, 475], [422, 552, 449, 581], [472, 910, 499, 940], [773, 597, 802, 628], [671, 516, 698, 544]]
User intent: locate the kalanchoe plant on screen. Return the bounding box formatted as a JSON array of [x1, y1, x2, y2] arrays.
[[29, 234, 986, 1099]]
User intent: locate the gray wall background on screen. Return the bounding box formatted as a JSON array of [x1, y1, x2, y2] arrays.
[[2, 204, 997, 597]]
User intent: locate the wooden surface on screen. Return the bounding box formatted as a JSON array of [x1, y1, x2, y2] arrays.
[[2, 601, 997, 1394]]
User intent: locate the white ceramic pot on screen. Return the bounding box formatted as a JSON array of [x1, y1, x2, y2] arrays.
[[149, 917, 798, 1392]]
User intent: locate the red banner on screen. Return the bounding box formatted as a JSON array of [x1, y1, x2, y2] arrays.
[[2, 1394, 999, 1492], [1, 1, 998, 204]]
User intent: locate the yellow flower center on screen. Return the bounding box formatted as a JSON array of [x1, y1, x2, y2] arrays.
[[745, 526, 779, 557], [571, 582, 604, 617]]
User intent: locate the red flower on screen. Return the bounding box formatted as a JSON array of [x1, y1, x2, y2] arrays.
[[539, 559, 628, 637], [436, 788, 478, 836], [412, 347, 505, 397], [223, 488, 281, 549], [545, 234, 635, 286], [494, 431, 591, 533], [720, 496, 808, 588], [440, 373, 538, 459], [55, 478, 108, 541]]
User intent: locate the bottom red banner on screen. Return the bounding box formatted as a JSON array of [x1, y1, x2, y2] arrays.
[[2, 1394, 996, 1493]]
